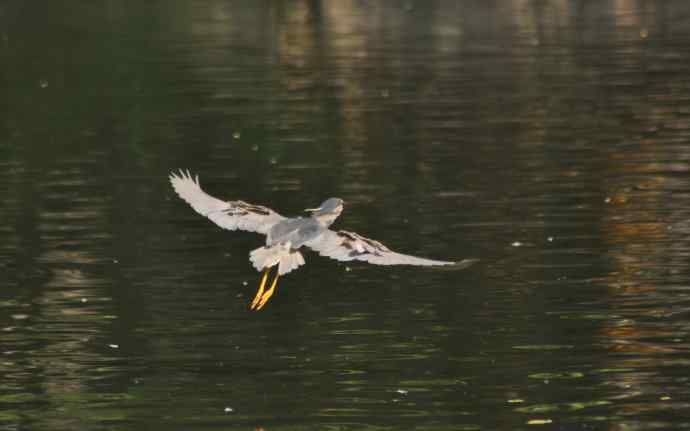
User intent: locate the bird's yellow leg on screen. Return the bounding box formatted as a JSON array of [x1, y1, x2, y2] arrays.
[[255, 271, 280, 310], [250, 268, 270, 310]]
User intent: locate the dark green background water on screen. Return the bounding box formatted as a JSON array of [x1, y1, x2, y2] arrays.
[[3, 1, 690, 430]]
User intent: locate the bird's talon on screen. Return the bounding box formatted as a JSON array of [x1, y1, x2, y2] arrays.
[[250, 268, 270, 310], [255, 270, 280, 310]]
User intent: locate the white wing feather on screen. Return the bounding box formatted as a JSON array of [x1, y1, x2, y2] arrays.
[[169, 170, 284, 235], [305, 229, 462, 266]]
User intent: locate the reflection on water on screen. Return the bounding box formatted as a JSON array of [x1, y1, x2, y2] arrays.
[[3, 0, 690, 430]]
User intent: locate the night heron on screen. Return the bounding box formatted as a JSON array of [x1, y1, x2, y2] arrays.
[[170, 170, 476, 310]]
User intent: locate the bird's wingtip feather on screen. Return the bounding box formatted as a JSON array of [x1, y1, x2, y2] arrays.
[[168, 169, 201, 185], [453, 258, 478, 269]]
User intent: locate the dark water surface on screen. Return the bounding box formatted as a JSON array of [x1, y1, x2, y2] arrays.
[[3, 1, 690, 430]]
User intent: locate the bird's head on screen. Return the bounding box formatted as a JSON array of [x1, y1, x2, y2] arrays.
[[305, 198, 344, 227]]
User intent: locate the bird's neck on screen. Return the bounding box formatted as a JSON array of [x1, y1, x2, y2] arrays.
[[312, 213, 339, 228]]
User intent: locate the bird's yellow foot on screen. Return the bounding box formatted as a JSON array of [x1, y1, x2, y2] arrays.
[[255, 271, 280, 310], [250, 266, 280, 311], [250, 268, 270, 309]]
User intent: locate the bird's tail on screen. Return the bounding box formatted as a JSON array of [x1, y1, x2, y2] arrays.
[[250, 245, 305, 276]]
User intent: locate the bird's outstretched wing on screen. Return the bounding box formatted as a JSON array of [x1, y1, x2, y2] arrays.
[[169, 170, 284, 235], [305, 229, 472, 267]]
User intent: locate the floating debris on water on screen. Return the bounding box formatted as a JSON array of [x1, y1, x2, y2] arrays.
[[512, 241, 523, 247], [224, 407, 234, 413], [108, 344, 119, 349], [527, 418, 552, 425]]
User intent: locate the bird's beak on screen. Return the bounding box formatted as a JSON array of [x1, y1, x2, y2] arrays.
[[304, 206, 322, 213]]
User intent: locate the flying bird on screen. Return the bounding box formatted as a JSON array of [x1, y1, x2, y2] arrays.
[[170, 170, 476, 310]]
